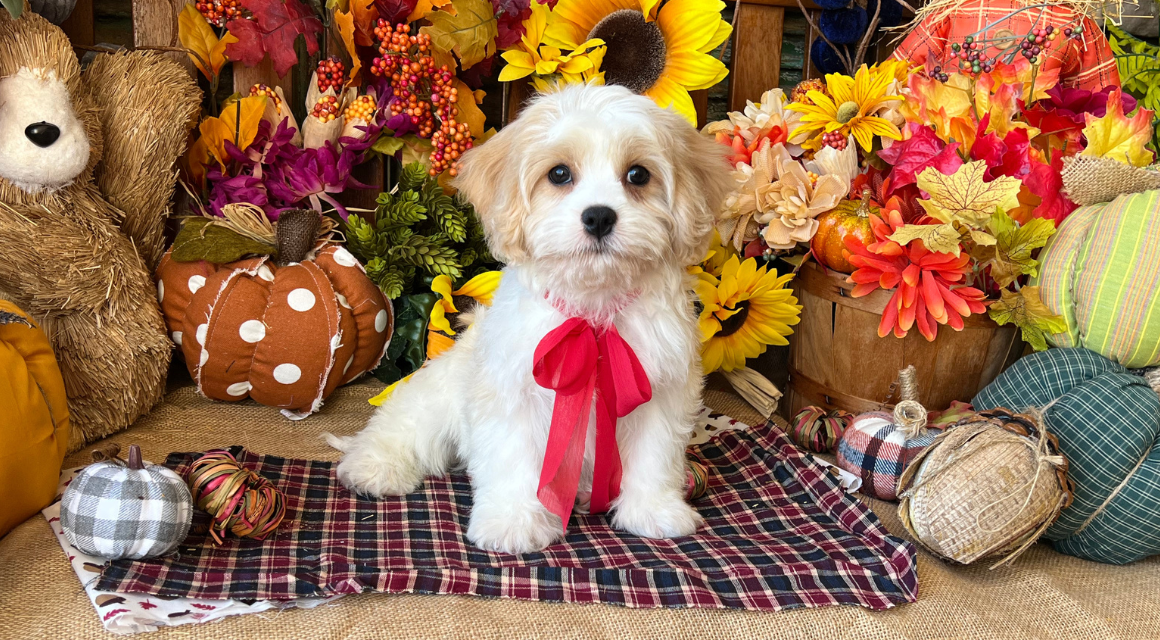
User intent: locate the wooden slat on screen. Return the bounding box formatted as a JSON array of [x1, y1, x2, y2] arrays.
[[60, 0, 94, 49], [233, 59, 290, 100], [503, 78, 531, 126], [728, 3, 784, 112], [738, 0, 818, 9], [131, 0, 191, 74], [691, 89, 709, 128]]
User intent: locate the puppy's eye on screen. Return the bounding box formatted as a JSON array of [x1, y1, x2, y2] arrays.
[[626, 165, 650, 186], [548, 164, 572, 185]]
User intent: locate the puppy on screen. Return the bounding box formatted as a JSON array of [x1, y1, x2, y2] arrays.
[[328, 83, 733, 554]]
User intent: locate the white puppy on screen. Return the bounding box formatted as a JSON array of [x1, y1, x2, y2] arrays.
[[328, 83, 732, 554]]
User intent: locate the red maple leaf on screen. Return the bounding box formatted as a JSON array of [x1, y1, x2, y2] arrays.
[[880, 123, 963, 195], [139, 601, 158, 610], [191, 603, 217, 610], [1026, 148, 1077, 223], [226, 0, 323, 77], [970, 114, 1031, 182], [103, 609, 130, 621]]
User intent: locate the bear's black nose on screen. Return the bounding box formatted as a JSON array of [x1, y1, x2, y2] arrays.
[[25, 122, 60, 148]]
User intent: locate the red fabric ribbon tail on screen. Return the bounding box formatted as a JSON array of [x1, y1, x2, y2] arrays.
[[536, 378, 596, 531]]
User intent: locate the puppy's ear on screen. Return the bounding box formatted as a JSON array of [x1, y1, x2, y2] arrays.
[[453, 122, 529, 264], [663, 111, 734, 266]]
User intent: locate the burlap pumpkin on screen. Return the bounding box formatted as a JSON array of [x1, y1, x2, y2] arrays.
[[974, 348, 1160, 564], [0, 300, 69, 537], [156, 223, 392, 419]]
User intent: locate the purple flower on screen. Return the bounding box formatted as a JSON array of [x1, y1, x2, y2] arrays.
[[1041, 84, 1139, 126], [266, 142, 371, 220]]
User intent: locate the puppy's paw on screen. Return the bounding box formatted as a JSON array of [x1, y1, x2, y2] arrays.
[[333, 440, 423, 498], [467, 502, 562, 554], [613, 495, 703, 539]]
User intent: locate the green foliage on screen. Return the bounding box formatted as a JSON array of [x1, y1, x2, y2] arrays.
[[1109, 24, 1160, 154], [346, 162, 497, 298]]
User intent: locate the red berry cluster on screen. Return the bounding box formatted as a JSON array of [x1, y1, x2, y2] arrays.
[[312, 95, 341, 123], [195, 0, 246, 27], [370, 21, 473, 176], [316, 57, 346, 93], [822, 131, 847, 150]]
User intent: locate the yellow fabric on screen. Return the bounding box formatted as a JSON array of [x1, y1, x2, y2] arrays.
[[0, 300, 69, 538]]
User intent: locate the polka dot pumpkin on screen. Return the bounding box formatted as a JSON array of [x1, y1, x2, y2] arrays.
[[155, 221, 392, 419]]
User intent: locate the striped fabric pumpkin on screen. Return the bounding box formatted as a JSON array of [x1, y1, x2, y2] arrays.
[[974, 348, 1160, 564], [1033, 190, 1160, 368]]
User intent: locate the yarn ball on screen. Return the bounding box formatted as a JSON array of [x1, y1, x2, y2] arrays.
[[836, 411, 938, 500], [814, 0, 852, 10], [186, 450, 286, 544], [974, 348, 1160, 564], [811, 38, 852, 75], [789, 405, 854, 453], [898, 409, 1074, 567], [60, 444, 192, 559], [685, 460, 710, 501], [865, 0, 904, 28], [819, 7, 869, 45]]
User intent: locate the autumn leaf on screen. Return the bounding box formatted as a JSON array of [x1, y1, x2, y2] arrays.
[[407, 0, 451, 22], [1080, 87, 1156, 168], [878, 122, 963, 195], [453, 79, 486, 135], [199, 95, 267, 167], [917, 161, 1022, 230], [226, 0, 323, 78], [351, 0, 379, 46], [887, 223, 963, 255], [332, 8, 362, 86], [178, 3, 237, 80], [971, 210, 1056, 287], [988, 286, 1068, 351], [420, 0, 498, 70]]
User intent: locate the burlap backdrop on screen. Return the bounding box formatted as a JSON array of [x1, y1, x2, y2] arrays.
[[2, 372, 1159, 639]]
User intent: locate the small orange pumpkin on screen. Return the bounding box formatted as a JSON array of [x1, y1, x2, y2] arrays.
[[156, 211, 392, 419], [810, 190, 878, 274]]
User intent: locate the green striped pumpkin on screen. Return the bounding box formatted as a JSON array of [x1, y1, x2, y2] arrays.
[[1033, 190, 1160, 368]]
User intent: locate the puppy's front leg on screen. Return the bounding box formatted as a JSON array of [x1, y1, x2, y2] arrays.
[[612, 382, 704, 539], [465, 406, 564, 554]]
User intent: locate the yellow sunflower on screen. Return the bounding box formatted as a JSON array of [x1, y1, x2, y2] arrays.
[[499, 2, 606, 89], [694, 255, 801, 374], [544, 0, 731, 124], [788, 63, 903, 153]]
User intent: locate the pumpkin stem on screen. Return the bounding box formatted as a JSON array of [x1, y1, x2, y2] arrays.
[[893, 365, 928, 439], [276, 209, 323, 265], [856, 188, 873, 218], [127, 445, 144, 470]]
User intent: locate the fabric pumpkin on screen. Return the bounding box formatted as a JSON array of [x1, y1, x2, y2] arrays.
[[156, 243, 392, 419], [60, 445, 192, 559], [974, 348, 1160, 564], [0, 301, 69, 537], [837, 411, 938, 500], [1033, 190, 1160, 368]]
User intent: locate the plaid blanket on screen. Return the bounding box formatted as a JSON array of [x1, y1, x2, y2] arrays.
[[96, 421, 918, 612]]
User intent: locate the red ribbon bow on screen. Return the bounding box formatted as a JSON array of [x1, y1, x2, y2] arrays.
[[532, 317, 651, 531]]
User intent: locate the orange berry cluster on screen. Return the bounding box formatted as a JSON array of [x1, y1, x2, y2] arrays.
[[316, 57, 345, 93], [249, 84, 281, 108], [344, 95, 377, 122], [312, 95, 341, 123], [369, 20, 472, 176], [195, 0, 246, 27]]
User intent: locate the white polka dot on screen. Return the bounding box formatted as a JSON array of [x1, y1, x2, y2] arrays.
[[226, 381, 252, 396], [273, 363, 302, 384], [257, 265, 275, 282], [199, 349, 209, 366], [374, 309, 388, 333], [330, 334, 341, 351], [343, 355, 354, 374], [195, 323, 208, 346], [239, 320, 266, 343], [157, 280, 165, 302], [188, 274, 206, 294], [333, 247, 358, 267], [171, 331, 183, 346], [287, 288, 316, 312], [335, 293, 351, 309]]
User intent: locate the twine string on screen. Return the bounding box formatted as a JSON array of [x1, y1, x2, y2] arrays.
[[893, 366, 928, 439]]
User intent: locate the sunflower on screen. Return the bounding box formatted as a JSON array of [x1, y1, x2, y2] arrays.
[[693, 255, 801, 374], [544, 0, 731, 124], [788, 63, 903, 152], [499, 2, 607, 90]]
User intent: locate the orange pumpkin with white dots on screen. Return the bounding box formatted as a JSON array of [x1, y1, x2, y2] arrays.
[[156, 210, 392, 419], [810, 189, 878, 274]]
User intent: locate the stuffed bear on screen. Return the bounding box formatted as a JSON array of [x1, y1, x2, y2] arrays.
[[0, 7, 200, 450]]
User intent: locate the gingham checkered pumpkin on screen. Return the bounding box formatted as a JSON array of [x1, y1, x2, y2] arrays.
[[60, 445, 192, 559], [836, 411, 938, 501]]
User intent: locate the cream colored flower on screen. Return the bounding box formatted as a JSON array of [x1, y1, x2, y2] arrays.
[[758, 157, 847, 249], [717, 141, 793, 250], [805, 137, 858, 188]]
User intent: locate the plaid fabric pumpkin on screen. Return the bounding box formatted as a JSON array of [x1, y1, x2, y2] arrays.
[[60, 446, 192, 560], [836, 411, 938, 501], [974, 348, 1160, 564]]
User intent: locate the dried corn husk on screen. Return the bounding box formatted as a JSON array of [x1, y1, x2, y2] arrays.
[[898, 408, 1075, 569]]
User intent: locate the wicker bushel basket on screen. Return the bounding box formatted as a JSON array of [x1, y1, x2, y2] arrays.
[[781, 261, 1024, 418]]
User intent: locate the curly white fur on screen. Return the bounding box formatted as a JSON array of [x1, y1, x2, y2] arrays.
[[327, 84, 733, 554]]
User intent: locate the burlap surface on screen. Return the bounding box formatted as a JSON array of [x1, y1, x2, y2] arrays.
[[2, 373, 1159, 639]]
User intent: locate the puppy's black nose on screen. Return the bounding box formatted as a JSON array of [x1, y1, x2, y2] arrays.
[[581, 205, 617, 240], [25, 122, 60, 148]]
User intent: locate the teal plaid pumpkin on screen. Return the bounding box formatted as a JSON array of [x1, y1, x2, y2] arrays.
[[973, 348, 1160, 564]]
